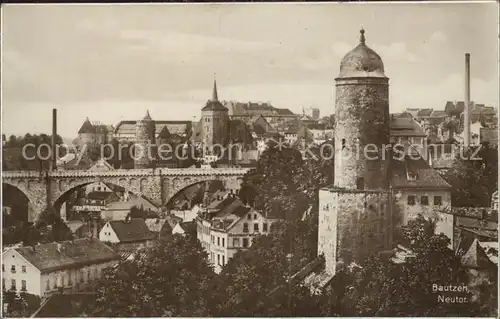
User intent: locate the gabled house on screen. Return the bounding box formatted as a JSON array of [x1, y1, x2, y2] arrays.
[[196, 196, 281, 273], [1, 239, 119, 297], [99, 218, 156, 253]]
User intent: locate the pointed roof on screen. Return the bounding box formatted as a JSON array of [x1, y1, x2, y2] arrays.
[[460, 238, 493, 269], [212, 78, 218, 101], [202, 78, 228, 112], [143, 110, 152, 120], [78, 117, 96, 134]]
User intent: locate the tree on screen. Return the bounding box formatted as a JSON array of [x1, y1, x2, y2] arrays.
[[321, 215, 479, 317], [443, 143, 498, 207], [2, 290, 41, 317], [239, 141, 333, 220], [212, 216, 320, 317], [87, 234, 215, 317]]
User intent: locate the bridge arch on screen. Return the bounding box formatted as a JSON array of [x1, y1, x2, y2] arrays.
[[165, 175, 244, 208], [52, 180, 158, 214], [2, 181, 43, 222], [2, 180, 38, 227]]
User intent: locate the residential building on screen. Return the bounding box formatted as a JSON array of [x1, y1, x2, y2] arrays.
[[84, 182, 113, 195], [196, 196, 280, 273], [172, 221, 197, 236], [99, 217, 156, 253], [113, 120, 192, 142], [144, 218, 173, 239], [1, 239, 119, 297]]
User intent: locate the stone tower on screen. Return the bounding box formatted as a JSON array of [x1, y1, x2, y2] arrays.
[[318, 29, 393, 275], [134, 110, 156, 169], [201, 78, 229, 155]]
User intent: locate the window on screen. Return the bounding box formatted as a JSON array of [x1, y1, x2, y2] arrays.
[[2, 278, 4, 289], [254, 223, 259, 232], [80, 271, 84, 283], [61, 275, 65, 287], [21, 266, 26, 273], [421, 196, 429, 206], [11, 265, 16, 273], [68, 273, 72, 285], [434, 196, 442, 206], [217, 254, 220, 265], [263, 223, 268, 232], [222, 256, 225, 266], [253, 214, 257, 220], [217, 237, 220, 246], [222, 238, 225, 248], [53, 277, 57, 289], [356, 177, 365, 190], [233, 238, 240, 247], [46, 280, 50, 290], [342, 138, 346, 150], [21, 280, 26, 291], [243, 238, 249, 248], [87, 270, 90, 281], [243, 223, 249, 233], [11, 279, 16, 291], [407, 195, 416, 206], [247, 214, 251, 220], [2, 264, 4, 272]]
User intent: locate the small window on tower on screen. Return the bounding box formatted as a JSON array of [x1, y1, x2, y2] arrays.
[[356, 178, 365, 190], [342, 138, 346, 150]]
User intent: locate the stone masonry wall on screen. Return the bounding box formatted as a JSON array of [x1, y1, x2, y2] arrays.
[[134, 119, 155, 169], [334, 78, 390, 190], [318, 188, 393, 275]]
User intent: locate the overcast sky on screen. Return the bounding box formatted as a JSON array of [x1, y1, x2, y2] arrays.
[[2, 3, 498, 138]]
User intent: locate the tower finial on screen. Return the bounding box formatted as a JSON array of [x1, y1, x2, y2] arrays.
[[144, 110, 151, 120], [212, 74, 218, 101], [360, 28, 366, 44]]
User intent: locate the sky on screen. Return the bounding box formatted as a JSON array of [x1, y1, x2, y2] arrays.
[[2, 3, 498, 138]]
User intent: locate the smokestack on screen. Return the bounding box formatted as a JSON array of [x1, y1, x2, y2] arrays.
[[464, 53, 471, 147], [51, 108, 57, 170]]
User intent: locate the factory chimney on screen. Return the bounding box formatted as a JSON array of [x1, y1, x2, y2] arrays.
[[464, 53, 471, 147], [51, 108, 57, 170]]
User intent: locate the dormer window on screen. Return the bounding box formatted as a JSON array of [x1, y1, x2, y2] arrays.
[[408, 172, 417, 181]]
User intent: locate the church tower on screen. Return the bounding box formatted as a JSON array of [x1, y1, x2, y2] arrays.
[[318, 29, 393, 275], [134, 110, 156, 169], [201, 78, 229, 155]]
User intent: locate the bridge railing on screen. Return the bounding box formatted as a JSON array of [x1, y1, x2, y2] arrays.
[[2, 167, 253, 179]]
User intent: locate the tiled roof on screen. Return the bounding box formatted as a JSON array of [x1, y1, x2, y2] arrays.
[[104, 201, 134, 212], [65, 220, 85, 234], [87, 191, 115, 201], [144, 218, 170, 233], [78, 118, 96, 134], [114, 120, 191, 136], [459, 238, 493, 269], [390, 155, 451, 189], [416, 108, 433, 117], [449, 207, 497, 221], [202, 100, 228, 112], [224, 101, 248, 117], [275, 108, 296, 116], [430, 110, 447, 117], [14, 238, 119, 273], [108, 218, 155, 242], [165, 214, 183, 229], [390, 117, 426, 137]]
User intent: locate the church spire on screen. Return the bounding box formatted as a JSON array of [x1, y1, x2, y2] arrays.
[[359, 28, 366, 45], [212, 75, 218, 102], [144, 110, 152, 120]]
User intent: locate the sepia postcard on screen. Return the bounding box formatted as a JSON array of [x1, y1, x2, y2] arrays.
[[1, 2, 498, 317]]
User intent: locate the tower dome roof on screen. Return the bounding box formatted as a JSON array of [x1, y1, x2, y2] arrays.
[[338, 29, 386, 78]]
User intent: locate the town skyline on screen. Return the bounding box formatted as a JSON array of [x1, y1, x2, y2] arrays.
[[2, 3, 498, 138]]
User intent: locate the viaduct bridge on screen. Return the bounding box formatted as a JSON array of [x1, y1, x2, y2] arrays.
[[2, 167, 251, 221]]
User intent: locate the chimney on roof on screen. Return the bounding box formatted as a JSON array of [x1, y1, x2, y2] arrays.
[[464, 53, 471, 146]]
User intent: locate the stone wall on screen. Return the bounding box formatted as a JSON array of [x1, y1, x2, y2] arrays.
[[134, 118, 156, 169], [334, 78, 390, 190], [318, 187, 393, 274], [3, 168, 250, 221]]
